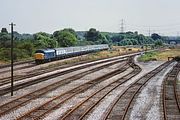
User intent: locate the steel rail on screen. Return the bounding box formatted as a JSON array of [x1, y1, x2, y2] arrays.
[[0, 52, 141, 86], [102, 61, 172, 120], [162, 62, 180, 120], [16, 63, 130, 120], [60, 64, 141, 120], [0, 60, 34, 69], [0, 58, 127, 96], [0, 59, 127, 118]]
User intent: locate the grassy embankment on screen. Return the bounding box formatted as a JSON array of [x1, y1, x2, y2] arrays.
[[0, 46, 142, 65], [138, 49, 180, 62]]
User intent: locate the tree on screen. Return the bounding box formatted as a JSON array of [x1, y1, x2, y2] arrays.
[[0, 48, 11, 61], [84, 28, 107, 44], [34, 32, 58, 48], [111, 34, 124, 43], [62, 28, 77, 38], [151, 33, 161, 40], [1, 28, 8, 34], [85, 28, 100, 42], [53, 30, 77, 47], [96, 33, 109, 44], [155, 39, 163, 46], [0, 32, 11, 48], [17, 41, 34, 56]]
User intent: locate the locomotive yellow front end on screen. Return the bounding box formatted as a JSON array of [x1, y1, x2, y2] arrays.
[[34, 53, 45, 64], [35, 53, 44, 60]]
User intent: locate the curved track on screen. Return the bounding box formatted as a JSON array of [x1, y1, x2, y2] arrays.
[[58, 63, 141, 120], [0, 58, 129, 118], [0, 52, 142, 88], [101, 61, 172, 120], [15, 62, 131, 120], [0, 54, 132, 88], [0, 58, 126, 96]]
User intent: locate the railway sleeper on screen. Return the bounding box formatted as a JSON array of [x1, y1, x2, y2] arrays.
[[166, 115, 180, 120], [146, 73, 156, 78], [166, 109, 180, 115], [136, 79, 148, 84], [165, 99, 178, 104], [166, 91, 176, 95], [134, 82, 144, 86], [121, 94, 133, 98], [165, 86, 174, 90], [165, 96, 176, 100], [166, 105, 180, 110], [123, 74, 136, 79], [108, 115, 123, 120], [128, 85, 141, 90], [166, 79, 176, 83], [30, 110, 47, 116]]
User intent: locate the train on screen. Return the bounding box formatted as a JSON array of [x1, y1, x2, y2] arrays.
[[34, 44, 109, 64]]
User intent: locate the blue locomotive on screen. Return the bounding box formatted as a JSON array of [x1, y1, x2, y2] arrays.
[[34, 44, 109, 64]]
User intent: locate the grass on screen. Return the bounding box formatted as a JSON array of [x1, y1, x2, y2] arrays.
[[155, 49, 180, 61], [138, 48, 180, 62], [138, 51, 158, 62]]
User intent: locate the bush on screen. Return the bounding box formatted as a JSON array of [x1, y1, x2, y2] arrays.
[[0, 48, 32, 62], [138, 51, 158, 62]]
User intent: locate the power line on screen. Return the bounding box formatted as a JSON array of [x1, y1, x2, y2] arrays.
[[127, 23, 180, 28], [118, 21, 180, 36]]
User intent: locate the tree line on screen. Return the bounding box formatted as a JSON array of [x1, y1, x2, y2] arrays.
[[0, 27, 165, 62]]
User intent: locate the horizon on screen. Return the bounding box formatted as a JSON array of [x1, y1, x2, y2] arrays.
[[1, 0, 180, 36]]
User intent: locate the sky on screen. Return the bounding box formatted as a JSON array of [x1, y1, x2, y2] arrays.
[[1, 0, 180, 36]]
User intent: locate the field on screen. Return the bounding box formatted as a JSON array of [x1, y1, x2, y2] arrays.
[[138, 49, 180, 61]]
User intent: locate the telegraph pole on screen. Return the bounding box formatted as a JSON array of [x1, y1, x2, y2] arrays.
[[148, 27, 151, 37], [9, 22, 15, 96], [120, 19, 124, 33]]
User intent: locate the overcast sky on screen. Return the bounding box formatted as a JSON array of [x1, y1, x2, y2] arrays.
[[1, 0, 180, 36]]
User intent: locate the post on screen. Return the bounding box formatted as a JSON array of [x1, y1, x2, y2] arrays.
[[9, 22, 15, 96]]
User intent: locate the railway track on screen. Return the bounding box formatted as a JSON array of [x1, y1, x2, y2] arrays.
[[0, 60, 34, 69], [0, 52, 142, 87], [101, 60, 172, 120], [0, 52, 141, 75], [0, 53, 136, 86], [58, 63, 141, 120], [0, 58, 126, 95], [0, 60, 35, 75], [162, 62, 180, 120], [0, 61, 92, 85], [15, 62, 135, 120], [0, 63, 36, 75], [0, 58, 130, 118]]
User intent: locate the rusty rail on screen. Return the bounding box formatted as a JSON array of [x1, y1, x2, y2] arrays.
[[102, 61, 172, 120], [162, 62, 180, 120]]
